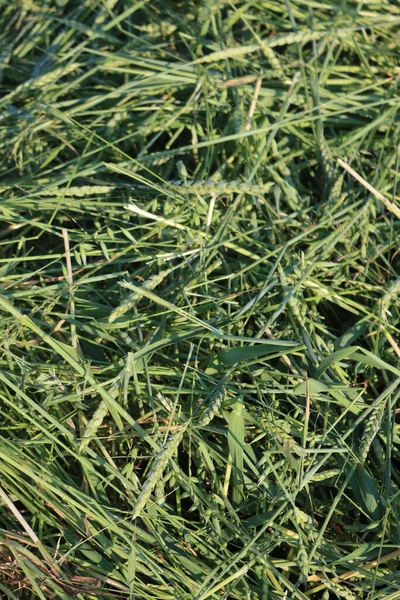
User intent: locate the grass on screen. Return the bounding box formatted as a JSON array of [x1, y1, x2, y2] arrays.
[[0, 0, 400, 598]]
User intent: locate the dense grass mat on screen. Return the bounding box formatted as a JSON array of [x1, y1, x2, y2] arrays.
[[0, 1, 400, 598]]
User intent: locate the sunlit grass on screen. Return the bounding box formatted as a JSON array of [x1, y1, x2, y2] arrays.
[[0, 1, 400, 598]]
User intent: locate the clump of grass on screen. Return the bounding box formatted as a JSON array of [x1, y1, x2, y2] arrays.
[[0, 1, 400, 599]]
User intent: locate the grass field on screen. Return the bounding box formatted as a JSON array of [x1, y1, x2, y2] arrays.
[[1, 1, 400, 598]]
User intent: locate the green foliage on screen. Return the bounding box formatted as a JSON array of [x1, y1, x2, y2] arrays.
[[0, 0, 400, 598]]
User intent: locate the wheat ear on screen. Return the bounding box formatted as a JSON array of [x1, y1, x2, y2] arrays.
[[358, 401, 386, 465], [132, 424, 188, 519]]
